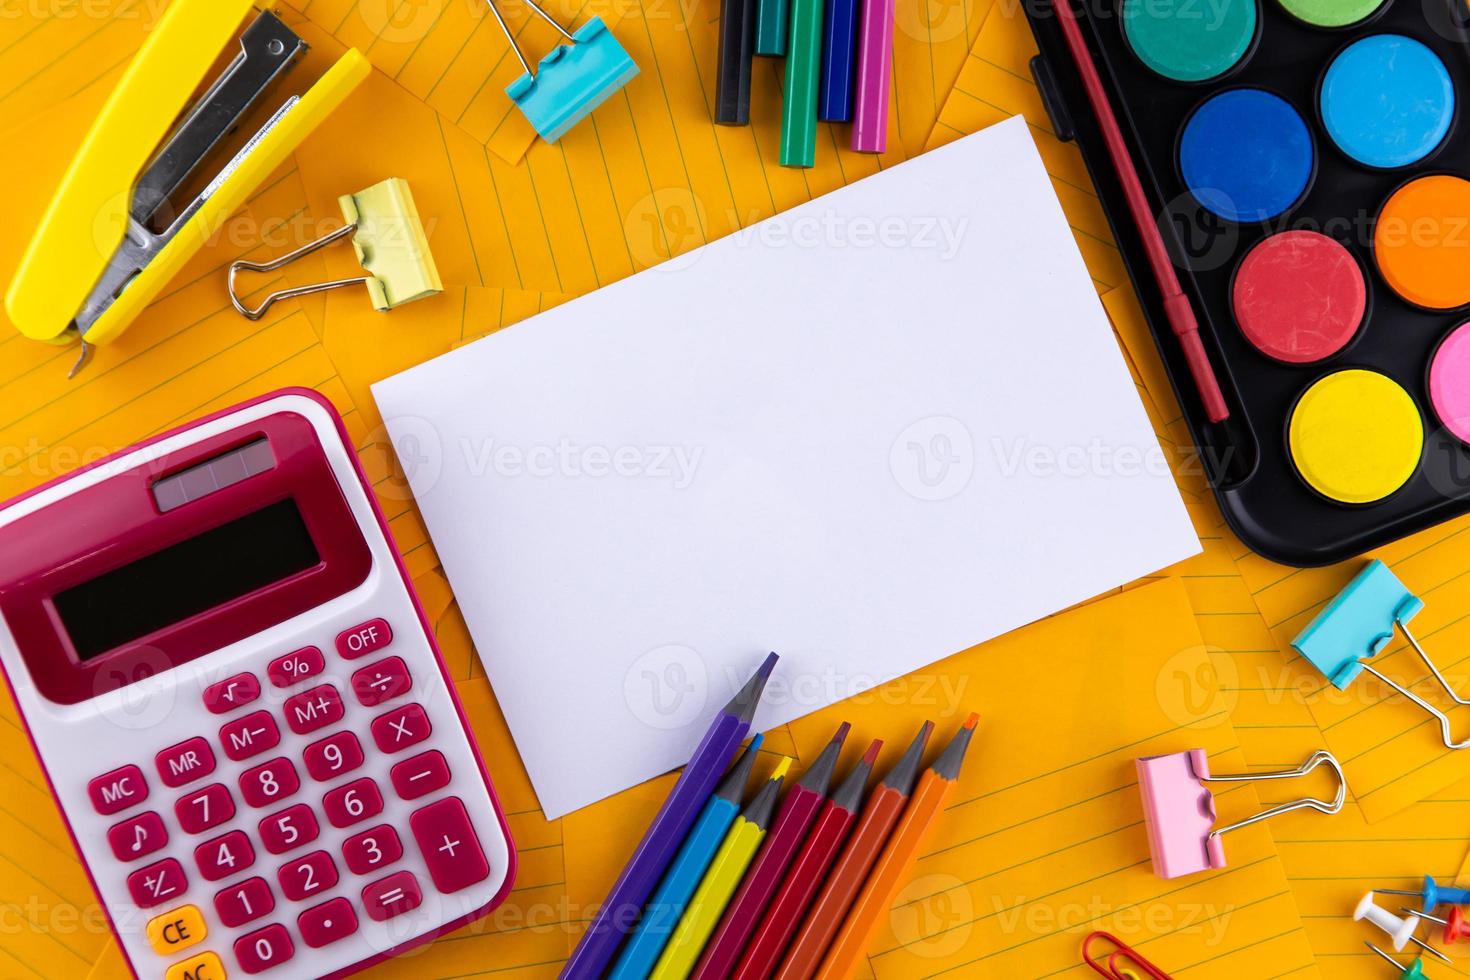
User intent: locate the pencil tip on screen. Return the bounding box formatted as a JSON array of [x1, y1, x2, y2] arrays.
[[797, 722, 851, 793], [963, 713, 979, 730], [724, 652, 779, 724], [882, 720, 934, 795], [861, 738, 882, 765], [771, 755, 794, 781], [933, 716, 979, 780]]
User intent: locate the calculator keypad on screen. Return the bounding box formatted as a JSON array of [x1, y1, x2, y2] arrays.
[[89, 764, 149, 815], [239, 758, 300, 809], [203, 674, 261, 714], [108, 811, 169, 862], [175, 784, 235, 836], [82, 612, 504, 976], [235, 922, 294, 973], [219, 710, 281, 762], [371, 703, 432, 754], [196, 831, 255, 882], [299, 896, 358, 948], [283, 684, 345, 735], [157, 738, 216, 788]]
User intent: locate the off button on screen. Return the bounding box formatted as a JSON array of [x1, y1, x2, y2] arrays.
[[336, 618, 392, 660], [147, 904, 207, 956]]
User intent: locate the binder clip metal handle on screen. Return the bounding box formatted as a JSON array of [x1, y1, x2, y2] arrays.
[[487, 0, 639, 142], [1294, 561, 1470, 750], [1137, 748, 1345, 880], [228, 178, 442, 320]]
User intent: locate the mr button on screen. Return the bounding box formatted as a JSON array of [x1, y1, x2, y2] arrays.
[[147, 904, 207, 955]]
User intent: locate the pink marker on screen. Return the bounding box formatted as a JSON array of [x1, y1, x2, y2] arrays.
[[850, 0, 894, 152]]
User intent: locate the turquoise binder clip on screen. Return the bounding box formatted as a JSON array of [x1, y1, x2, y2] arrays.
[[1293, 560, 1470, 749], [486, 0, 638, 143]]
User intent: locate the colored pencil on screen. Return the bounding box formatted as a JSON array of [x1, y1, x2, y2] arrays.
[[1051, 0, 1230, 422], [779, 0, 824, 167], [817, 0, 860, 121], [814, 714, 979, 980], [693, 723, 851, 977], [755, 0, 789, 55], [716, 0, 757, 124], [773, 722, 932, 980], [733, 739, 882, 980], [652, 760, 793, 980], [562, 653, 778, 979], [849, 0, 895, 152], [611, 737, 766, 980]]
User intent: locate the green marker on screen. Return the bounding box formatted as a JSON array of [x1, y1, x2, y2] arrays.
[[779, 0, 823, 167], [755, 0, 789, 56]]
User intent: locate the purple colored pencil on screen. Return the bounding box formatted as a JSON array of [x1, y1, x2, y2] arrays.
[[850, 0, 895, 152], [560, 652, 778, 979]]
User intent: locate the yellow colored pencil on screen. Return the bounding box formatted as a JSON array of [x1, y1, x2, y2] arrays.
[[651, 758, 792, 980]]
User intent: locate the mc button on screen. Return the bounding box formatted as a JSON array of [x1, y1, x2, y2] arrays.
[[147, 904, 207, 955]]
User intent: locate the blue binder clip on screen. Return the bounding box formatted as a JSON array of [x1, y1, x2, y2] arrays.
[[486, 0, 638, 143], [1293, 560, 1470, 748]]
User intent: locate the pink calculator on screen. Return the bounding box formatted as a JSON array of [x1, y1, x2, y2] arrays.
[[0, 389, 515, 979]]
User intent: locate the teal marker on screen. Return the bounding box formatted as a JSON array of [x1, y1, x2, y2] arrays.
[[755, 0, 789, 56], [608, 736, 765, 980], [780, 0, 823, 167]]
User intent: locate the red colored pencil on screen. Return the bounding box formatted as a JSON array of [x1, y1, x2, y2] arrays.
[[772, 721, 933, 980], [1051, 0, 1230, 424], [690, 722, 852, 979], [731, 739, 882, 980]]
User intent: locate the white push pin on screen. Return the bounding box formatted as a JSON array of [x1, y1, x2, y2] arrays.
[[1357, 893, 1451, 961]]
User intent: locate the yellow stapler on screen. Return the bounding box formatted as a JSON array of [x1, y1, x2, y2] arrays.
[[4, 0, 369, 376]]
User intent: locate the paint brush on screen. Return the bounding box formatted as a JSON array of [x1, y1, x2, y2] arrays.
[[1050, 0, 1230, 422], [562, 652, 778, 979]]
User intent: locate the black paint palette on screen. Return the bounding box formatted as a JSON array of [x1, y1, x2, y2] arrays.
[[1026, 0, 1470, 565]]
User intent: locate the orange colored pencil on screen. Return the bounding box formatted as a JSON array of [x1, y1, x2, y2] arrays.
[[773, 721, 934, 980], [813, 713, 979, 980]]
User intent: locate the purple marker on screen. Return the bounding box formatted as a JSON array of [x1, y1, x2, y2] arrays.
[[560, 652, 778, 978], [850, 0, 895, 152]]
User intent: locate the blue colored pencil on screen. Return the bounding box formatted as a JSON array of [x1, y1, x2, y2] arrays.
[[561, 652, 778, 979], [609, 737, 765, 979], [818, 0, 860, 121]]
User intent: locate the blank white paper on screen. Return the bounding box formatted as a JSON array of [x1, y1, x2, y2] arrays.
[[373, 117, 1200, 818]]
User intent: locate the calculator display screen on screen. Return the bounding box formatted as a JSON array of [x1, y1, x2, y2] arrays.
[[53, 499, 321, 661]]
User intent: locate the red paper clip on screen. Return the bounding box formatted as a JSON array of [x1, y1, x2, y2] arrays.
[[1082, 931, 1176, 979]]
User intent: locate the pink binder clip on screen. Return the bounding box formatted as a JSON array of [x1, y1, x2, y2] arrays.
[[1137, 749, 1346, 880]]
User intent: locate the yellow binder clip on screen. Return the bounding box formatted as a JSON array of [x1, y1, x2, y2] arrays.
[[3, 0, 370, 376], [227, 178, 443, 319]]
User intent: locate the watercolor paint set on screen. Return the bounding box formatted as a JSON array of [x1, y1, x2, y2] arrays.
[[1026, 0, 1470, 565]]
